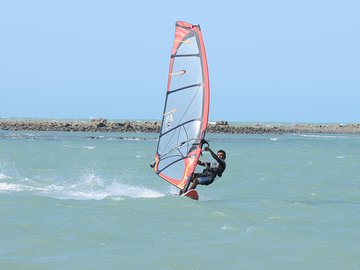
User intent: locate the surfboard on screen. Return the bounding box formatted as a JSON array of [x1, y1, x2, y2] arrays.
[[151, 21, 210, 200], [181, 189, 199, 200]]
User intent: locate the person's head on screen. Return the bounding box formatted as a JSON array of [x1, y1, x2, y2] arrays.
[[217, 150, 226, 160]]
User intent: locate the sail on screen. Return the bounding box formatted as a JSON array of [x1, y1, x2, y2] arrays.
[[153, 21, 210, 190]]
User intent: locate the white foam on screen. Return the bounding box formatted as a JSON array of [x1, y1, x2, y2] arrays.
[[221, 225, 231, 230], [135, 154, 149, 158], [49, 172, 165, 200], [62, 144, 96, 150], [0, 182, 22, 191], [0, 179, 56, 193], [82, 146, 96, 150], [246, 226, 257, 233], [106, 182, 164, 198], [0, 173, 11, 180], [0, 170, 165, 200], [58, 182, 164, 200], [299, 134, 348, 139]]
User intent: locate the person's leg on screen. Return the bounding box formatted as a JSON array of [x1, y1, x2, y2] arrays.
[[179, 173, 199, 195], [189, 174, 214, 190], [189, 178, 199, 190]]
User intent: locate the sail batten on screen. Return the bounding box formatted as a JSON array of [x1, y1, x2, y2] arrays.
[[159, 118, 202, 138], [153, 21, 210, 190], [171, 53, 200, 58], [168, 83, 203, 94]]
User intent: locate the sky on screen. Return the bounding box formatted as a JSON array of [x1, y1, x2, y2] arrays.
[[1, 0, 359, 123]]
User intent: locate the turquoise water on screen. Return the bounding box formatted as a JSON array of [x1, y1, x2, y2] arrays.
[[1, 130, 360, 269]]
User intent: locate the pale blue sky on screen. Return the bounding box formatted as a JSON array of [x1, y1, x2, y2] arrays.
[[1, 0, 359, 123]]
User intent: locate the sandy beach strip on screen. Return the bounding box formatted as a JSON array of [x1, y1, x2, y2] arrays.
[[0, 119, 359, 134]]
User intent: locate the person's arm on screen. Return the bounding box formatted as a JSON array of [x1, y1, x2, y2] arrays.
[[205, 147, 225, 165], [197, 160, 210, 167]]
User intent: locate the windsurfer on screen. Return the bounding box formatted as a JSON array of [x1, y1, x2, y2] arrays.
[[184, 146, 226, 193]]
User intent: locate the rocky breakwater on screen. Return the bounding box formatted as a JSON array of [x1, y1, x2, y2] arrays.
[[0, 119, 161, 133], [207, 121, 360, 134], [1, 119, 360, 134]]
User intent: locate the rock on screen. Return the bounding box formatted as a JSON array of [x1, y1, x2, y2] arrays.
[[216, 121, 228, 126]]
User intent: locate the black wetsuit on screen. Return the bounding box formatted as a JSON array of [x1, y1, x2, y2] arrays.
[[197, 151, 226, 185]]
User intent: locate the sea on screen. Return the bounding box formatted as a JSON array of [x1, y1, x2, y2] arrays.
[[1, 127, 359, 269]]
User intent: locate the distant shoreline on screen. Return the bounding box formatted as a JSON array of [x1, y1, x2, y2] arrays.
[[0, 118, 359, 134]]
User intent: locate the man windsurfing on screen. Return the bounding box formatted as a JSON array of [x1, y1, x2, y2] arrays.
[[181, 139, 226, 193]]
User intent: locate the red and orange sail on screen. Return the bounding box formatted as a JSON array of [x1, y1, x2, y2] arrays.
[[153, 21, 210, 191]]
